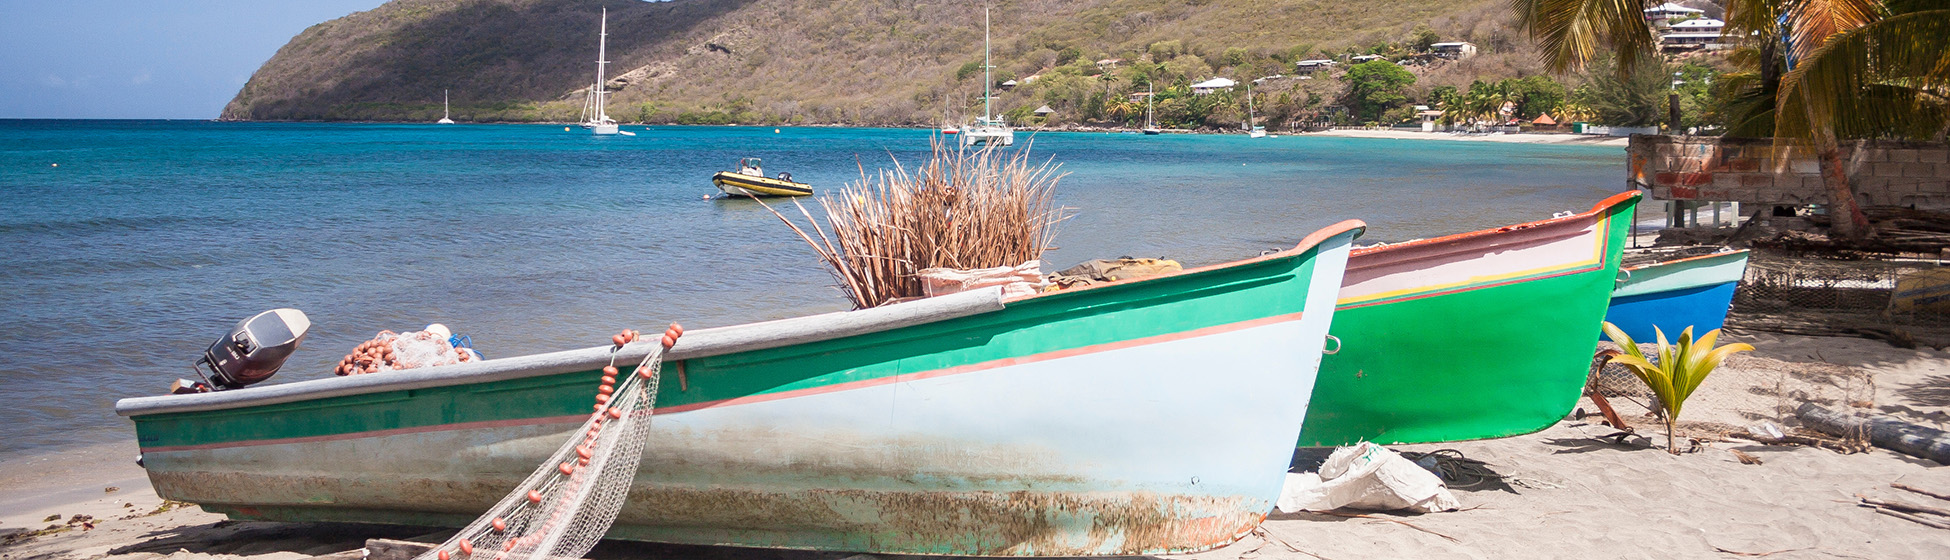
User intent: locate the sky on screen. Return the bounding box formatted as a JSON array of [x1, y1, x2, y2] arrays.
[[0, 1, 390, 119]]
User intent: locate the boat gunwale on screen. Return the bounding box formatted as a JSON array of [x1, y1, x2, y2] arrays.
[[1620, 248, 1750, 272], [116, 220, 1365, 419], [1348, 191, 1639, 258]]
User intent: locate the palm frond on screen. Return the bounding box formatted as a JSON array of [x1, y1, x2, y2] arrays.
[[1784, 0, 1884, 64], [1776, 9, 1950, 142], [1510, 0, 1659, 74]]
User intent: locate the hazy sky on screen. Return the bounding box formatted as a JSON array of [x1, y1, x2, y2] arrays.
[[0, 1, 389, 119]]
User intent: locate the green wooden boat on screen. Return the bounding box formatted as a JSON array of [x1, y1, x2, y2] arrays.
[[1298, 192, 1639, 446], [117, 221, 1365, 557]]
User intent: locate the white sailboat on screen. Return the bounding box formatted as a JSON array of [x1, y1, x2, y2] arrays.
[[578, 8, 629, 136], [961, 7, 1013, 147], [1245, 79, 1266, 138], [1142, 83, 1161, 135], [437, 90, 455, 124]]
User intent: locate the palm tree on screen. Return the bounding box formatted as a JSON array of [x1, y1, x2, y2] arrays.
[[1511, 0, 1950, 241]]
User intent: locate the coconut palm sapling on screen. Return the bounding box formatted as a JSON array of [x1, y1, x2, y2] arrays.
[[1601, 323, 1756, 454]]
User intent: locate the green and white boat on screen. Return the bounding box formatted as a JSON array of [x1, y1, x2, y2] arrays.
[[1298, 192, 1639, 446], [117, 221, 1366, 557]]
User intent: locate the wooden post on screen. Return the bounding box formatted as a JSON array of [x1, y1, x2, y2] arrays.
[[1797, 403, 1950, 464]]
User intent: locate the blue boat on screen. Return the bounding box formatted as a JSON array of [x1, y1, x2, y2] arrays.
[[1604, 250, 1751, 342]]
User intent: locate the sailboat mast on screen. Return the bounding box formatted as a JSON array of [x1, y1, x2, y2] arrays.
[[982, 6, 992, 123], [1245, 80, 1255, 129], [443, 89, 450, 119], [595, 8, 610, 121]]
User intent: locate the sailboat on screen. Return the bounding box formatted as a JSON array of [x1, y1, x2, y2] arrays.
[[960, 7, 1013, 147], [577, 8, 631, 136], [1142, 83, 1161, 135], [1245, 79, 1266, 138], [437, 90, 455, 124]]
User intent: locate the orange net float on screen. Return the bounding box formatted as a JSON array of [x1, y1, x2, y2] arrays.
[[458, 539, 474, 555], [438, 551, 450, 560], [491, 517, 506, 532], [558, 462, 575, 475], [526, 490, 542, 503], [601, 365, 618, 376]]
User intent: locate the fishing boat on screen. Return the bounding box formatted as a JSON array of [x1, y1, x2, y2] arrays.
[[1604, 249, 1750, 343], [1297, 192, 1640, 446], [711, 157, 813, 197], [1142, 84, 1161, 135], [960, 7, 1013, 147], [577, 9, 630, 136], [437, 90, 455, 124], [116, 221, 1366, 556]]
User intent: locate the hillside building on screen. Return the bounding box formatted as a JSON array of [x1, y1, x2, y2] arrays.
[[1430, 42, 1477, 59], [1643, 2, 1706, 23], [1190, 77, 1237, 95], [1293, 59, 1336, 75]]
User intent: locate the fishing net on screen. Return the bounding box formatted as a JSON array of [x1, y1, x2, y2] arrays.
[[411, 324, 681, 560]]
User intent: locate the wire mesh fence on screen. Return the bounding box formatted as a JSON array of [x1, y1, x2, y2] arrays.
[[1586, 348, 1880, 440]]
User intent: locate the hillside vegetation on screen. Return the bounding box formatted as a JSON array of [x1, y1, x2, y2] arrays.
[[224, 0, 1555, 127]]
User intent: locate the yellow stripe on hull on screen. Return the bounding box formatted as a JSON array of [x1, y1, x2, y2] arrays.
[[712, 172, 813, 197]]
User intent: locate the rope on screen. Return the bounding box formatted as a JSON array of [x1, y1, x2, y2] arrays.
[[1397, 449, 1505, 490]]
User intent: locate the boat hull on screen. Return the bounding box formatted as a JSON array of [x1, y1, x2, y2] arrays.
[[712, 171, 813, 197], [1298, 193, 1639, 446], [121, 222, 1364, 556], [1603, 250, 1750, 342]]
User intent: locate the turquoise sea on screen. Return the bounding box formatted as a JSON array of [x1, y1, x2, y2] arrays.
[[0, 120, 1627, 458]]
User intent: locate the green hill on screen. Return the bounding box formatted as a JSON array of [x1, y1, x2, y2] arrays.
[[223, 0, 1546, 126]]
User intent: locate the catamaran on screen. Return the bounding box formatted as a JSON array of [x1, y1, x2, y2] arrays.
[[578, 9, 630, 136], [1142, 83, 1161, 135], [961, 7, 1013, 147], [437, 90, 455, 124]]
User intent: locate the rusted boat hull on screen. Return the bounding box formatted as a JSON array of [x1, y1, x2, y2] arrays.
[[119, 221, 1366, 556]]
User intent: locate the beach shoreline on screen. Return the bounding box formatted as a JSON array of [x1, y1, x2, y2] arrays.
[[1300, 128, 1633, 146]]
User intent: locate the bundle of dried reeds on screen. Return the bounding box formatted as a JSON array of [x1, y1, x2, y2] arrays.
[[753, 139, 1070, 308]]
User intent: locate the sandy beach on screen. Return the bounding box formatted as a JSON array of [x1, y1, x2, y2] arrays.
[[1304, 128, 1633, 147], [4, 330, 1945, 560]]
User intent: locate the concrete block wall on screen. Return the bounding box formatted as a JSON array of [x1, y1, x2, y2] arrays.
[[1627, 135, 1950, 209]]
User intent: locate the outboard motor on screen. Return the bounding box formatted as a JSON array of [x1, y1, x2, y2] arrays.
[[196, 308, 310, 390]]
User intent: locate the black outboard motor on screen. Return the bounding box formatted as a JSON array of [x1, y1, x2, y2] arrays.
[[196, 308, 311, 390]]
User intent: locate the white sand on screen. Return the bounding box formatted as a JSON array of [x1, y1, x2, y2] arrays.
[[1304, 129, 1631, 147], [6, 333, 1946, 560]]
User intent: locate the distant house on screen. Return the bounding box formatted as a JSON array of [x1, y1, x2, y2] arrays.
[[1127, 91, 1153, 104], [999, 79, 1018, 90], [1643, 2, 1705, 23], [1095, 58, 1125, 69], [1190, 77, 1237, 95], [1293, 59, 1336, 75], [1033, 105, 1055, 117], [1430, 42, 1477, 59], [1021, 74, 1042, 84], [1349, 54, 1386, 63], [1661, 32, 1727, 51], [1668, 17, 1724, 34], [1532, 113, 1558, 126]]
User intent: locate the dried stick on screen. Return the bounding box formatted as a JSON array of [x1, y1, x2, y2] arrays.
[[1870, 506, 1950, 529], [1315, 511, 1459, 542], [1894, 482, 1950, 502], [1859, 495, 1950, 518]]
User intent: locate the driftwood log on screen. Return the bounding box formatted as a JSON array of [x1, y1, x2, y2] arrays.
[[1797, 403, 1950, 464]]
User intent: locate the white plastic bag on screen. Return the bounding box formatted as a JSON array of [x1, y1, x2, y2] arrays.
[[1276, 442, 1460, 513], [917, 261, 1046, 299]]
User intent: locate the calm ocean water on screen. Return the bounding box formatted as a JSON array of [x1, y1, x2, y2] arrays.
[[0, 120, 1626, 458]]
